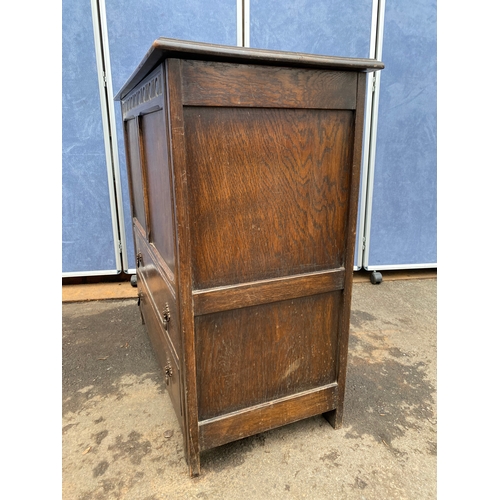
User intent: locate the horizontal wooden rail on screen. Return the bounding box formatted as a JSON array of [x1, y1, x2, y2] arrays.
[[192, 267, 345, 316], [198, 383, 338, 451], [181, 60, 357, 109]]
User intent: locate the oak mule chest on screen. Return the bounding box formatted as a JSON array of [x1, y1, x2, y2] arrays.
[[115, 38, 383, 476]]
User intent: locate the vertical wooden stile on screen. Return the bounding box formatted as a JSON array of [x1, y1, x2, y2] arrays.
[[164, 58, 201, 476]]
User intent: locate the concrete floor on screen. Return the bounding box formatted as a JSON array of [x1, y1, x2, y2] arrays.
[[62, 277, 436, 499]]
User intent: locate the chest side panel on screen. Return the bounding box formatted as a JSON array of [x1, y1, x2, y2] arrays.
[[184, 106, 354, 289], [178, 61, 361, 446], [195, 291, 340, 420]]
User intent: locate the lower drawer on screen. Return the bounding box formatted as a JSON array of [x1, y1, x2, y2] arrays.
[[137, 276, 184, 427]]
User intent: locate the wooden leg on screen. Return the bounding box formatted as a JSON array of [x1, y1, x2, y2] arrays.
[[187, 451, 200, 477], [323, 406, 343, 429], [180, 416, 200, 476], [137, 293, 145, 325]]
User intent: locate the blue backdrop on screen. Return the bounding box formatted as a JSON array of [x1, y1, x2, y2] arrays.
[[250, 0, 374, 269], [61, 0, 437, 276], [365, 0, 437, 268], [62, 0, 119, 274]]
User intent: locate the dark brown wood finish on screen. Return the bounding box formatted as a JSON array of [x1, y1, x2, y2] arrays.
[[116, 38, 383, 477], [164, 58, 201, 477], [181, 60, 357, 109], [137, 276, 183, 424], [184, 106, 353, 289], [324, 72, 368, 429], [134, 226, 181, 359], [192, 268, 345, 316], [140, 109, 176, 275], [124, 119, 146, 230], [198, 383, 338, 451], [116, 37, 384, 100], [195, 292, 340, 420]]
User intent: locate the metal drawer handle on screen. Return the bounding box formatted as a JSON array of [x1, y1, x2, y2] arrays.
[[162, 302, 171, 329], [164, 359, 173, 385]]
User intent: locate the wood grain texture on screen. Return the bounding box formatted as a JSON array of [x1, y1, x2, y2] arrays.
[[115, 38, 384, 99], [140, 109, 176, 276], [181, 60, 357, 109], [327, 72, 367, 429], [118, 42, 378, 476], [137, 275, 183, 427], [134, 227, 180, 359], [124, 119, 147, 231], [165, 59, 201, 477], [121, 65, 164, 120], [192, 268, 345, 316], [184, 106, 354, 289], [198, 383, 338, 451], [195, 292, 340, 420]]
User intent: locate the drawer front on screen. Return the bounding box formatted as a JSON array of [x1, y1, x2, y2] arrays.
[[137, 275, 183, 426], [134, 227, 181, 361]]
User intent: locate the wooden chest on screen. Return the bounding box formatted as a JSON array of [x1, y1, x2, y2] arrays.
[[115, 38, 383, 476]]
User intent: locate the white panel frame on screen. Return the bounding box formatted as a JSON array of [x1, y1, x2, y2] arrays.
[[237, 0, 250, 47], [358, 0, 385, 271], [354, 0, 381, 270], [361, 0, 437, 272], [365, 263, 437, 271], [96, 0, 134, 274], [62, 0, 123, 278]]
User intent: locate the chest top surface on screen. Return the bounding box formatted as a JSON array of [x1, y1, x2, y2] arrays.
[[115, 37, 384, 100]]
